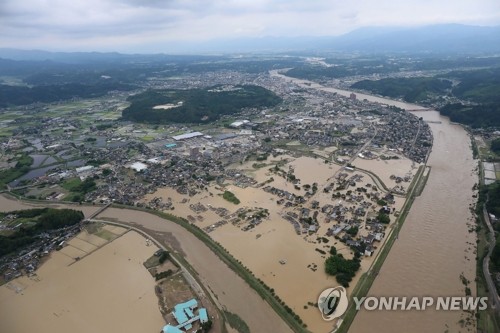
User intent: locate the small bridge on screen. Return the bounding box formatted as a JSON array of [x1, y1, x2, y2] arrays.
[[86, 203, 111, 220]]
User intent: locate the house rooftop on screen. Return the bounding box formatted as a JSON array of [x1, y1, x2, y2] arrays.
[[162, 325, 183, 333]]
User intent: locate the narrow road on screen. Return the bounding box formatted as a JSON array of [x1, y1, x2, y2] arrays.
[[409, 120, 421, 151], [482, 205, 500, 313]]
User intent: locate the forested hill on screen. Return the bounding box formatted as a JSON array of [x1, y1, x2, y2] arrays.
[[351, 77, 452, 103], [122, 85, 282, 124], [349, 67, 500, 128], [438, 68, 500, 128]]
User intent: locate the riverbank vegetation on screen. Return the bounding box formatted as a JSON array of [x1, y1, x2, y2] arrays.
[[474, 178, 500, 332], [483, 182, 500, 276], [224, 311, 250, 333], [346, 66, 500, 128], [439, 103, 500, 128]]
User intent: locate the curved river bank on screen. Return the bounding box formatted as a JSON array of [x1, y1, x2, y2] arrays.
[[0, 196, 292, 333], [273, 72, 478, 332]]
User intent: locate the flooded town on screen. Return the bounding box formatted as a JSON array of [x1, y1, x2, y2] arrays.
[[0, 65, 436, 332], [1, 16, 500, 333]]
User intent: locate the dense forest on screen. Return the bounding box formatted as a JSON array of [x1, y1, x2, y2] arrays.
[[122, 85, 282, 124], [348, 66, 500, 127], [438, 68, 500, 127], [439, 103, 500, 128], [0, 208, 84, 257], [444, 67, 500, 104], [351, 77, 452, 103]]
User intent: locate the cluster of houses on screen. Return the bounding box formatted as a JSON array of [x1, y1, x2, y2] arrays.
[[1, 220, 84, 282]]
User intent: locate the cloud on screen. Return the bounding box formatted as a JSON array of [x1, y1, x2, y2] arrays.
[[1, 0, 499, 52]]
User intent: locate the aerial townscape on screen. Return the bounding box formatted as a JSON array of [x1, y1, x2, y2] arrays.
[[1, 2, 500, 333]]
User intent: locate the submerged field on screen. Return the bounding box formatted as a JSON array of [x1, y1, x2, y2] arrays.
[[0, 230, 164, 333]]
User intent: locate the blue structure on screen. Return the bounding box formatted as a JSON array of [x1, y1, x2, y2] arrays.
[[165, 143, 177, 149], [163, 325, 182, 333], [199, 308, 208, 323], [163, 298, 208, 332]]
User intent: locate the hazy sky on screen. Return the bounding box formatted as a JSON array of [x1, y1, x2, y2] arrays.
[[1, 0, 500, 52]]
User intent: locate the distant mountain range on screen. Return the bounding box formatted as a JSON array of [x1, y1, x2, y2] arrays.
[[1, 24, 500, 58], [328, 24, 500, 53]]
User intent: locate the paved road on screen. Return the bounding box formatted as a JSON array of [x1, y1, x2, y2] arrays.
[[482, 205, 500, 313]]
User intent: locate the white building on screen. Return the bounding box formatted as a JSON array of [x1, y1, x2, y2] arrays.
[[130, 162, 148, 172], [172, 132, 203, 141]]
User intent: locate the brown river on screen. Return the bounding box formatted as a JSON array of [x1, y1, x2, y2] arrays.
[[273, 72, 478, 333], [0, 73, 478, 333]]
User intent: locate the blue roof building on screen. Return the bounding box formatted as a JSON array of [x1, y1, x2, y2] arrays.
[[199, 308, 208, 323], [172, 307, 188, 327], [163, 325, 183, 333], [165, 298, 208, 332]]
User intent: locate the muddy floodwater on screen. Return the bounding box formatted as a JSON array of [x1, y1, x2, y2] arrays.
[[275, 72, 478, 332], [0, 73, 478, 333], [351, 111, 477, 332], [0, 196, 292, 333], [0, 231, 164, 333]]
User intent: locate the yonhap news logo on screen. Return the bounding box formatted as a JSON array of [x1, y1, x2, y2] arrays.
[[318, 286, 489, 322], [318, 286, 349, 321]]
